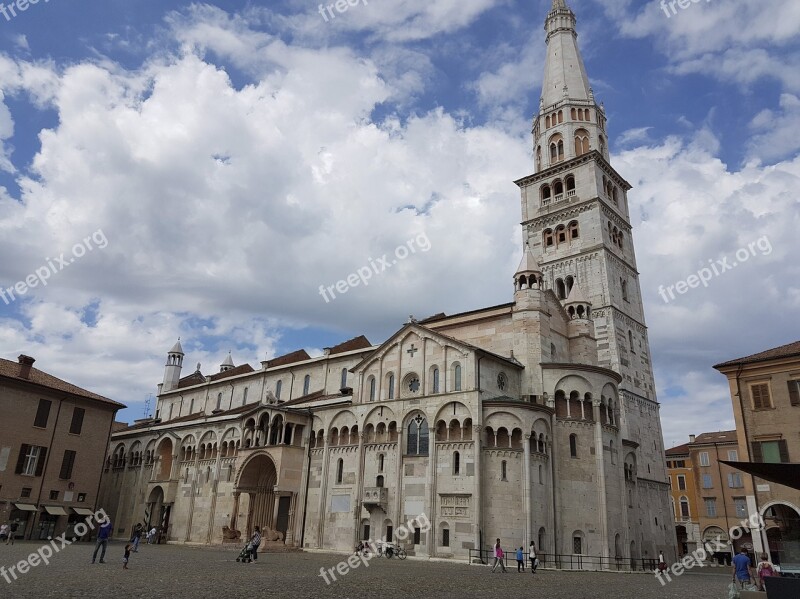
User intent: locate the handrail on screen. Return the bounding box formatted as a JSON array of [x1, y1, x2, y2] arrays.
[[468, 548, 658, 572]]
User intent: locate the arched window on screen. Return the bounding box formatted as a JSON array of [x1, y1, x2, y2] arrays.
[[501, 460, 508, 480], [549, 134, 564, 163], [275, 380, 282, 400], [565, 175, 576, 196], [388, 373, 395, 399], [536, 146, 542, 170], [341, 368, 348, 389], [575, 128, 590, 156], [303, 375, 310, 396], [565, 275, 574, 296], [550, 342, 557, 361], [453, 451, 460, 476], [336, 458, 344, 484], [543, 229, 554, 248], [617, 230, 624, 249], [569, 434, 578, 458], [557, 110, 563, 123], [216, 393, 222, 411], [680, 496, 690, 519], [545, 115, 551, 128], [369, 376, 376, 401], [568, 221, 579, 240], [378, 453, 385, 472], [376, 475, 384, 488], [541, 184, 552, 205], [406, 415, 429, 456], [628, 330, 635, 353], [432, 367, 440, 394], [556, 278, 566, 300], [554, 179, 564, 199], [621, 279, 629, 302], [556, 224, 566, 246], [242, 387, 248, 406], [571, 107, 577, 120], [453, 364, 462, 391]]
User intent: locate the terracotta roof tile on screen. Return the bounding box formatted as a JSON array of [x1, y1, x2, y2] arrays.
[[714, 340, 800, 369], [266, 350, 311, 369], [281, 389, 347, 407], [176, 371, 207, 389], [208, 364, 255, 382], [665, 443, 690, 456], [0, 358, 124, 408], [692, 431, 738, 445], [328, 335, 372, 355]]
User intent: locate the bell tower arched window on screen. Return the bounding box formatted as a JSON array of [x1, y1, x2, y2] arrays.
[[549, 134, 564, 164], [575, 128, 590, 156]]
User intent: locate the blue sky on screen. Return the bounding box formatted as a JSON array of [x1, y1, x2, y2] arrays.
[[0, 0, 798, 445]]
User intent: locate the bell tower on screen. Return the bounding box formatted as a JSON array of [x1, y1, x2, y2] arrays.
[[516, 0, 668, 483]]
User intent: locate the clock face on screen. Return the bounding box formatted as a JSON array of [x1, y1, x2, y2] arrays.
[[497, 373, 507, 391]]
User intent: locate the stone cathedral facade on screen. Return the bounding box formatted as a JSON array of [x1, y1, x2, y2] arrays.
[[99, 0, 676, 564]]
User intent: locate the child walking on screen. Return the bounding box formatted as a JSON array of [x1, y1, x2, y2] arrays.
[[123, 543, 132, 570], [516, 546, 525, 572]]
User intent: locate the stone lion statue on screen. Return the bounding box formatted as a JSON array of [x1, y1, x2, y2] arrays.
[[222, 526, 241, 541], [262, 527, 284, 542]]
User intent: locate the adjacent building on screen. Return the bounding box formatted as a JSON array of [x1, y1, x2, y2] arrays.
[[100, 0, 676, 566], [714, 340, 800, 571], [665, 441, 699, 556], [0, 355, 124, 540]]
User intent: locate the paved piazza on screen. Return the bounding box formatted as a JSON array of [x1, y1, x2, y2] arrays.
[[1, 542, 730, 598]]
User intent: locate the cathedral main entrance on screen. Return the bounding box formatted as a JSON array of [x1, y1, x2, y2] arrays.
[[235, 453, 281, 540]]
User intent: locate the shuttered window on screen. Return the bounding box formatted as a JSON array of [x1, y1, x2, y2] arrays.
[[15, 444, 47, 476], [59, 450, 76, 479], [751, 384, 771, 409], [69, 408, 85, 435], [788, 381, 800, 406], [34, 399, 52, 428], [753, 440, 790, 464]]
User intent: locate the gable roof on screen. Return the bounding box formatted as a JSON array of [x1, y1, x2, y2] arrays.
[[266, 349, 311, 369], [176, 371, 207, 389], [0, 358, 124, 408], [327, 335, 372, 355], [208, 363, 254, 382], [665, 443, 690, 456], [714, 340, 800, 369], [692, 431, 738, 445]]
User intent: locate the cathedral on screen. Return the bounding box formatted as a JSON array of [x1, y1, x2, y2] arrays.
[[100, 0, 676, 565]]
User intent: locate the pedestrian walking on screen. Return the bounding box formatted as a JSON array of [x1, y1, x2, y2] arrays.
[[757, 553, 776, 591], [657, 551, 667, 573], [130, 523, 143, 552], [92, 518, 113, 564], [516, 546, 525, 572], [122, 543, 132, 570], [732, 548, 755, 589], [0, 522, 8, 543], [490, 538, 508, 573], [249, 526, 262, 562], [529, 541, 538, 574], [146, 526, 157, 544], [6, 520, 18, 545]]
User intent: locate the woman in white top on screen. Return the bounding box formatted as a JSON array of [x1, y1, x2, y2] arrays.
[[529, 542, 537, 573]]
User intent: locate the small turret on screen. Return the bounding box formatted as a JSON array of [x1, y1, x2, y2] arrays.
[[220, 352, 235, 373], [162, 338, 184, 393], [564, 284, 597, 365]]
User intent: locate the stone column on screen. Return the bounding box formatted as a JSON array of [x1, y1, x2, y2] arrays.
[[231, 492, 241, 530], [473, 424, 483, 557], [523, 433, 532, 549], [427, 427, 437, 557], [353, 432, 367, 547], [593, 400, 609, 562], [393, 429, 404, 543], [317, 432, 331, 547]]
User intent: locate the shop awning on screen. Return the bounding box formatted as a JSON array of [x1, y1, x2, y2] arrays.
[[14, 503, 37, 511], [43, 506, 68, 516], [72, 507, 94, 516], [720, 461, 800, 491]]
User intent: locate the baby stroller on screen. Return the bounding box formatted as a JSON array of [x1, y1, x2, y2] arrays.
[[236, 542, 254, 563]]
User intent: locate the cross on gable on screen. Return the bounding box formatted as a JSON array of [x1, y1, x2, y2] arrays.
[[407, 344, 418, 357]]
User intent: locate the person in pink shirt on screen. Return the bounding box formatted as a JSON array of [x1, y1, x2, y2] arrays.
[[491, 538, 508, 573]]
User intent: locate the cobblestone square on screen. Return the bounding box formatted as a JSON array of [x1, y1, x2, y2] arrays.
[[1, 541, 732, 598]]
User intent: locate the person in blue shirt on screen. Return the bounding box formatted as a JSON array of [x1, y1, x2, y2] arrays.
[[732, 548, 754, 589], [92, 518, 113, 564], [516, 546, 525, 572]]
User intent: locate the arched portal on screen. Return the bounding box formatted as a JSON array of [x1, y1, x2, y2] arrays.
[[236, 454, 280, 541], [763, 502, 800, 566], [156, 438, 174, 480], [146, 485, 170, 543]]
